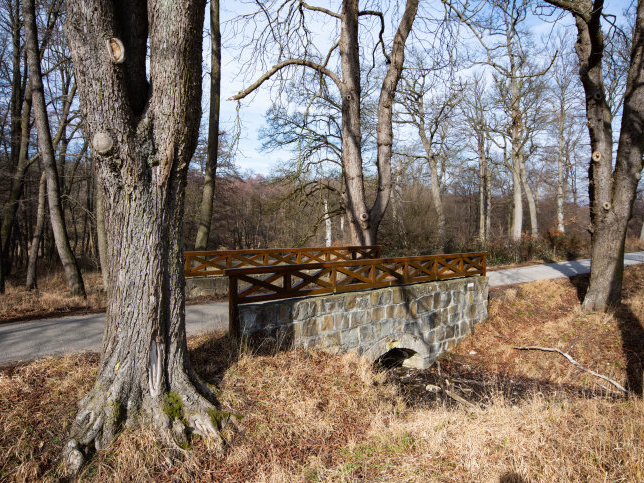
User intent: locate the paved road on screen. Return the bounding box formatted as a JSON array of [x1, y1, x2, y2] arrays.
[[0, 302, 228, 364], [487, 251, 644, 287], [1, 251, 643, 364]]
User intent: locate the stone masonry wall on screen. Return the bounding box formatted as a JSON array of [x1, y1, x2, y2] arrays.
[[237, 276, 488, 369]]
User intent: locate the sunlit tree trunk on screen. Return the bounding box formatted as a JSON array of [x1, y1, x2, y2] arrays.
[[25, 0, 85, 297], [63, 0, 228, 472], [26, 171, 47, 290], [194, 0, 221, 250]]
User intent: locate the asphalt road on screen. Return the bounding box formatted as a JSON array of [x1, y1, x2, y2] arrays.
[[0, 302, 228, 364], [1, 251, 642, 365]]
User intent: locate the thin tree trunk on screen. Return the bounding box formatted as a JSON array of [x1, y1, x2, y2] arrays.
[[194, 0, 220, 250], [511, 166, 522, 240], [639, 218, 644, 244], [324, 197, 332, 246], [24, 0, 85, 298], [26, 170, 47, 290], [485, 158, 492, 239], [520, 160, 539, 237], [477, 132, 487, 242], [556, 103, 566, 232]]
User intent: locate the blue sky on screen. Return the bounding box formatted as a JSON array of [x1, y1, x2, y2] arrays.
[[209, 0, 634, 176]]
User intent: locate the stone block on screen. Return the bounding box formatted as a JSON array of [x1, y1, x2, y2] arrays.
[[319, 331, 341, 348], [301, 318, 318, 338], [320, 314, 334, 332], [392, 287, 405, 304], [359, 324, 374, 343], [350, 311, 365, 327], [340, 327, 360, 348], [335, 313, 350, 330], [394, 304, 407, 319], [346, 293, 358, 310], [417, 294, 434, 313], [378, 290, 393, 306], [372, 306, 387, 321]]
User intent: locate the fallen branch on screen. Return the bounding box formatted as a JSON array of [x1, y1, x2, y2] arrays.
[[513, 346, 630, 395], [443, 388, 477, 408]]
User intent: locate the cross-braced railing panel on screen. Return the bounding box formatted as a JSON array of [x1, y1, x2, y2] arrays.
[[184, 245, 382, 277], [226, 252, 487, 336], [228, 252, 486, 304]]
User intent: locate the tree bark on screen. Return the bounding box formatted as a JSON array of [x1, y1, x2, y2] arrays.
[[95, 175, 108, 290], [64, 0, 227, 471], [510, 165, 523, 240], [324, 197, 332, 246], [24, 0, 86, 298], [546, 0, 644, 310], [26, 170, 47, 290], [194, 0, 220, 250], [521, 159, 539, 237], [368, 0, 418, 243], [556, 101, 566, 232]]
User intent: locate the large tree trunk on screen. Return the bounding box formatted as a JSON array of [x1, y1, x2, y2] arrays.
[[63, 0, 226, 471], [324, 197, 332, 246], [546, 0, 644, 311], [194, 0, 221, 250], [368, 0, 418, 243], [340, 0, 417, 245], [339, 0, 370, 245], [26, 170, 47, 290], [24, 0, 86, 298]]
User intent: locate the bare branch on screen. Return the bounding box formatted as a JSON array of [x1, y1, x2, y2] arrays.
[[513, 346, 630, 395], [229, 58, 342, 100]]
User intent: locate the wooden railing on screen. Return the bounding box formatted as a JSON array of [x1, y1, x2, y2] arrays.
[[184, 245, 382, 278], [227, 252, 487, 336]]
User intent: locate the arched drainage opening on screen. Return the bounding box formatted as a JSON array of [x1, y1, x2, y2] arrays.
[[374, 348, 418, 368]]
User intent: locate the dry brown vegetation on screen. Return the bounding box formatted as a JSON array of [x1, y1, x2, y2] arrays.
[[1, 266, 644, 481], [0, 271, 105, 323]]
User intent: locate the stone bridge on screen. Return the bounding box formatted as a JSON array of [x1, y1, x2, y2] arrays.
[[235, 276, 488, 369]]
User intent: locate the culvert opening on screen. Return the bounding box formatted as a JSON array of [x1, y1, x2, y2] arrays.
[[375, 348, 418, 368]]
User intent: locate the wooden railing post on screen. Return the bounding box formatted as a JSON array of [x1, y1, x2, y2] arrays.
[[229, 275, 239, 338]]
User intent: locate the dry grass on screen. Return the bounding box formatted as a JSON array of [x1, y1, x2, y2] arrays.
[[0, 271, 105, 323], [1, 266, 644, 481]]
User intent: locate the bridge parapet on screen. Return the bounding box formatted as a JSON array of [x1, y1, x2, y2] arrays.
[[236, 275, 488, 368]]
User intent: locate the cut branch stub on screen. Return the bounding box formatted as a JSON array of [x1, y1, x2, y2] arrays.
[[359, 212, 369, 221], [106, 38, 125, 64], [92, 132, 114, 155], [592, 151, 601, 162], [603, 201, 611, 211]]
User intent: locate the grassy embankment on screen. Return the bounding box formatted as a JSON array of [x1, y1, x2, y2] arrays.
[[1, 265, 643, 481]]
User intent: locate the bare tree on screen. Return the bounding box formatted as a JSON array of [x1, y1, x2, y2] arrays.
[[397, 53, 463, 247], [194, 0, 221, 250], [24, 0, 85, 297], [231, 0, 419, 245], [544, 0, 644, 310], [461, 75, 493, 242], [63, 0, 227, 471]]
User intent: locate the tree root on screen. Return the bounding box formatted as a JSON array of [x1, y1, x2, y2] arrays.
[[62, 376, 234, 476]]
